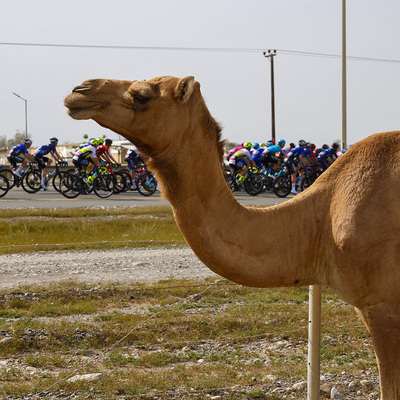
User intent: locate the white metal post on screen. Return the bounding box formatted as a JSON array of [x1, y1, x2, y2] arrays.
[[307, 285, 321, 399]]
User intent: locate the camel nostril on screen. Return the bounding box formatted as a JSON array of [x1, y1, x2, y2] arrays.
[[72, 86, 91, 93]]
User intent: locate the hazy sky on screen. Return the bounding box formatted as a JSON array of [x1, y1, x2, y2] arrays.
[[1, 0, 400, 148]]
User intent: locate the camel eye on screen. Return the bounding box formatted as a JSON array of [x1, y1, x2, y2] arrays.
[[133, 94, 151, 105]]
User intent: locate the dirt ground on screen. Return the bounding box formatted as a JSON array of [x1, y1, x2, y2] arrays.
[[0, 247, 217, 289]]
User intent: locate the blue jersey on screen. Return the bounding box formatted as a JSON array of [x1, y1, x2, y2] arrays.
[[251, 147, 265, 167], [303, 148, 312, 158], [9, 144, 29, 157], [287, 146, 305, 159], [318, 149, 335, 160], [264, 145, 282, 156], [35, 143, 58, 157]]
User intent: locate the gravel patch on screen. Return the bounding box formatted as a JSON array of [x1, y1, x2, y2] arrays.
[[0, 247, 218, 289]]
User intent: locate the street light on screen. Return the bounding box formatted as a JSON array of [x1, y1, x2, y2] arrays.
[[13, 92, 28, 139], [263, 50, 277, 143]]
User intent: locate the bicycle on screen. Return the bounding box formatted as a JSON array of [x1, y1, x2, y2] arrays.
[[136, 165, 158, 196], [60, 166, 115, 199], [23, 161, 69, 192], [119, 164, 158, 196], [297, 164, 323, 192], [102, 163, 126, 194], [272, 164, 292, 198], [235, 168, 263, 196], [0, 163, 42, 194]]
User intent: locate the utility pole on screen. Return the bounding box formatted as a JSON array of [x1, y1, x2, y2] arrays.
[[263, 50, 277, 143], [341, 0, 347, 150]]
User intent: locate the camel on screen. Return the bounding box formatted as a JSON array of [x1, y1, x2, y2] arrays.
[[64, 75, 400, 399]]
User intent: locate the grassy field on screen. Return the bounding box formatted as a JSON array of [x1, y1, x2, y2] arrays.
[[0, 207, 379, 399], [0, 206, 185, 254]]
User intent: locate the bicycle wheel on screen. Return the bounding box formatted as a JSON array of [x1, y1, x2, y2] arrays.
[[52, 171, 65, 192], [113, 172, 127, 194], [22, 170, 42, 193], [137, 172, 157, 196], [60, 172, 81, 198], [244, 174, 263, 196], [300, 176, 312, 192], [93, 175, 115, 198], [0, 174, 10, 198], [0, 168, 16, 189], [272, 175, 291, 197]]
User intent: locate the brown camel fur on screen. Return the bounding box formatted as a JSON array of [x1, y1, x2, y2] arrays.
[[64, 75, 400, 399]]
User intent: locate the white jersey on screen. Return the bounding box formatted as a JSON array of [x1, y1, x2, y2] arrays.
[[73, 144, 97, 161]]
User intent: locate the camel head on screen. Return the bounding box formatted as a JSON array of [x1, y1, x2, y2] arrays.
[[64, 75, 204, 157]]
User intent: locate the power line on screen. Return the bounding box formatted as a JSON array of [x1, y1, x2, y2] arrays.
[[1, 41, 400, 64]]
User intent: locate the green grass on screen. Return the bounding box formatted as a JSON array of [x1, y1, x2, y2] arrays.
[[0, 206, 185, 254]]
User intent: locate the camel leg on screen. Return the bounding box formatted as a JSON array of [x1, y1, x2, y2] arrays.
[[357, 305, 400, 400]]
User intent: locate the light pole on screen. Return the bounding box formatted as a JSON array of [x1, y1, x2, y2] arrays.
[[263, 50, 277, 143], [13, 92, 28, 139]]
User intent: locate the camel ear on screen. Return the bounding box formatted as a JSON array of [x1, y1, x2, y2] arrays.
[[175, 76, 195, 103]]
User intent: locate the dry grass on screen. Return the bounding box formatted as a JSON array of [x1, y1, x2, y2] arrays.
[[0, 279, 377, 399]]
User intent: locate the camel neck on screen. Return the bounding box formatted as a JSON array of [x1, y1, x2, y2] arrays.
[[155, 134, 328, 289]]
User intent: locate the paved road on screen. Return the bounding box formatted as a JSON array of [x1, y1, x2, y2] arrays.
[[0, 187, 292, 209]]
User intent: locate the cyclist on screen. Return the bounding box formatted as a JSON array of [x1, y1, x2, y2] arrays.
[[284, 139, 309, 195], [251, 144, 266, 169], [7, 138, 35, 177], [125, 146, 145, 184], [228, 142, 257, 183], [226, 143, 244, 162], [34, 137, 66, 190], [304, 142, 318, 164], [72, 138, 102, 179], [261, 142, 283, 174], [277, 139, 288, 155], [96, 138, 119, 165], [317, 143, 340, 171]]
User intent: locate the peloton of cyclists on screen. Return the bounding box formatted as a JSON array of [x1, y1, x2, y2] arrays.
[[7, 138, 35, 177], [34, 137, 66, 190]]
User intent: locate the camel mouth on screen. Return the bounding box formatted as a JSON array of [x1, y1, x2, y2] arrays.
[[66, 106, 98, 120], [64, 94, 103, 120]]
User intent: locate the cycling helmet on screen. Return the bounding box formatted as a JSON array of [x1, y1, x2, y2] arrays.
[[311, 143, 316, 149], [332, 143, 340, 149], [278, 139, 286, 145], [298, 139, 306, 146], [97, 138, 104, 145], [267, 140, 274, 146], [306, 142, 312, 148], [89, 138, 98, 146], [243, 142, 252, 149], [253, 142, 260, 148], [24, 139, 32, 145], [260, 142, 267, 147], [50, 137, 58, 143], [322, 144, 329, 150], [105, 138, 113, 145]]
